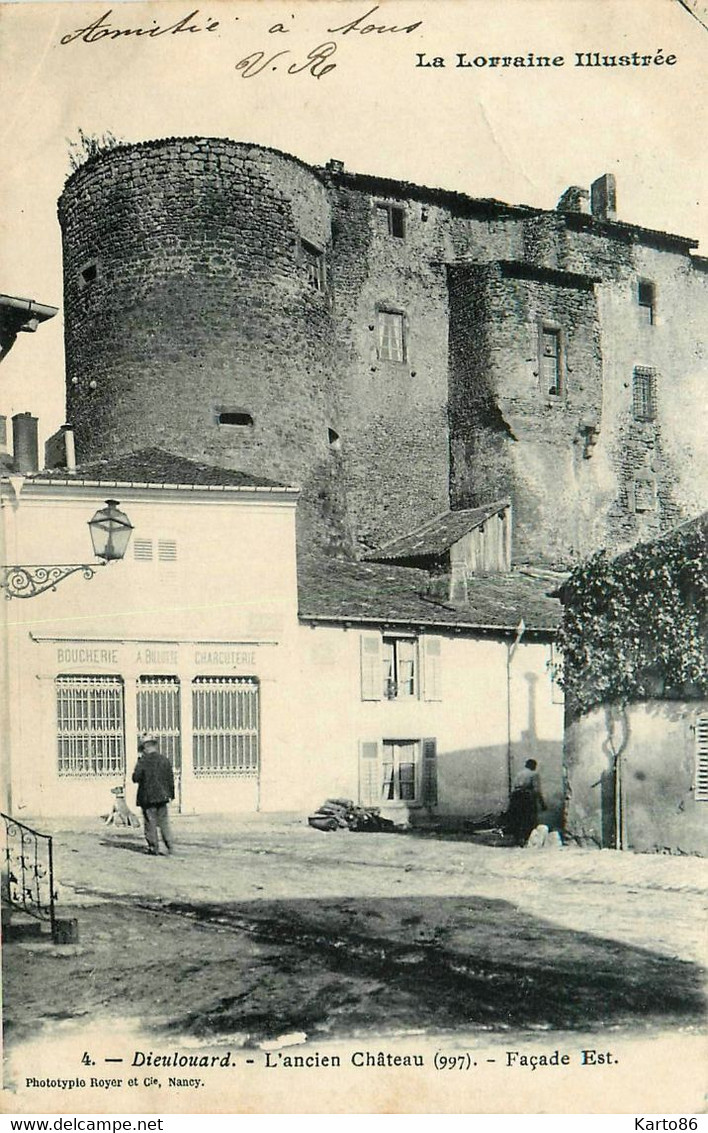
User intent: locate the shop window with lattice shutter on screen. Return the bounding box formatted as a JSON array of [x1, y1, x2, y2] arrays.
[[360, 634, 382, 700], [56, 675, 125, 777], [695, 714, 708, 801], [359, 740, 381, 806], [421, 737, 438, 806]]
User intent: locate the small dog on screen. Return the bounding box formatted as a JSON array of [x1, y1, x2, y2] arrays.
[[104, 785, 141, 828]]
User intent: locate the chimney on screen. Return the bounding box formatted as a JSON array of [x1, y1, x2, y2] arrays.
[[448, 560, 468, 605], [44, 424, 76, 472], [556, 186, 590, 215], [12, 412, 39, 474], [590, 173, 617, 222]]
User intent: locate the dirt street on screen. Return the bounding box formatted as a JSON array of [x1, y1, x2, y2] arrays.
[[4, 814, 707, 1054]]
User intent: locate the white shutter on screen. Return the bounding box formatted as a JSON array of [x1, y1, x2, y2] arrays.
[[359, 740, 381, 807], [360, 634, 382, 701], [695, 715, 708, 801], [422, 635, 442, 701]]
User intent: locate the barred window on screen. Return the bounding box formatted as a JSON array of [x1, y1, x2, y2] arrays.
[[633, 367, 656, 422], [377, 310, 406, 362], [56, 675, 125, 777], [137, 675, 181, 773], [192, 676, 259, 777]]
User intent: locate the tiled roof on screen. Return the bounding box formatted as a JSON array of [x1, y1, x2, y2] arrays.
[[365, 501, 510, 563], [298, 553, 562, 633], [33, 448, 293, 490]]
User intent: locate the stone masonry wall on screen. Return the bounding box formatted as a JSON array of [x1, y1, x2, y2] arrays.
[[59, 138, 347, 550], [59, 140, 708, 562], [449, 263, 604, 565]]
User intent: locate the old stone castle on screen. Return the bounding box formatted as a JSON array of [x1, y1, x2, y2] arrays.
[[57, 137, 708, 565]]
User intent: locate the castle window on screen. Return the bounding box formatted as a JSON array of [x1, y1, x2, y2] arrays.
[[328, 427, 341, 450], [540, 326, 562, 396], [217, 410, 254, 428], [300, 239, 326, 291], [79, 262, 98, 288], [377, 310, 406, 362], [375, 202, 406, 239], [638, 280, 655, 325], [632, 367, 657, 422]]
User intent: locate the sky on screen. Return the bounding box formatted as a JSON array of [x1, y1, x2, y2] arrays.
[[1, 0, 706, 447]]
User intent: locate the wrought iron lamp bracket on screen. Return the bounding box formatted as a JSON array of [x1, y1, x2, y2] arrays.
[[2, 562, 105, 600]]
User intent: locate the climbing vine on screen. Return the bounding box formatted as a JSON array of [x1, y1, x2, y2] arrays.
[[555, 522, 708, 716]]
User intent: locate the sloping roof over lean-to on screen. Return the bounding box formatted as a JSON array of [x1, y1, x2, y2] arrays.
[[298, 554, 561, 633], [32, 447, 295, 492], [364, 501, 510, 563]]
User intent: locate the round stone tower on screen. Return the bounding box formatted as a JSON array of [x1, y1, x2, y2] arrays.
[[58, 138, 347, 548]]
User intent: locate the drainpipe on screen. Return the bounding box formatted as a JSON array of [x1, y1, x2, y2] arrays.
[[506, 619, 526, 798], [614, 748, 628, 850]]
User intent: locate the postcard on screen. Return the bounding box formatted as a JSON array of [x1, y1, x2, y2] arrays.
[[1, 0, 707, 1117]]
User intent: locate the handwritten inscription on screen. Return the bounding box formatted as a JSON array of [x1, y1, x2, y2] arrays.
[[326, 5, 423, 35], [235, 41, 338, 80], [59, 4, 425, 83], [60, 8, 219, 45]]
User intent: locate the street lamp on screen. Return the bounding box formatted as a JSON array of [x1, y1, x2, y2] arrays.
[[2, 499, 133, 599]]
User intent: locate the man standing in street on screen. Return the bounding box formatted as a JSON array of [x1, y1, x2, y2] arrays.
[[132, 734, 175, 856]]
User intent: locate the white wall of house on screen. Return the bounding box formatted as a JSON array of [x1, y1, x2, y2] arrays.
[[1, 479, 302, 817], [565, 698, 708, 855], [295, 623, 564, 825], [2, 480, 564, 823]]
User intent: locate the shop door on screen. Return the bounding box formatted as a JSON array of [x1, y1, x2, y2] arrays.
[[136, 676, 182, 811]]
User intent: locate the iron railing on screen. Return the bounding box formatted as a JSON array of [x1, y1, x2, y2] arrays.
[[1, 812, 57, 937]]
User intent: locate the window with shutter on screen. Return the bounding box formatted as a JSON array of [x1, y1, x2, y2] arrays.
[[360, 635, 383, 701], [695, 715, 708, 801], [423, 636, 442, 701], [382, 740, 418, 802], [381, 637, 417, 699], [359, 740, 380, 807]]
